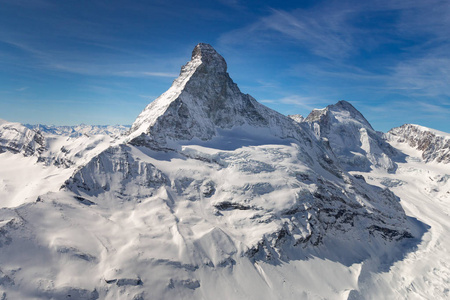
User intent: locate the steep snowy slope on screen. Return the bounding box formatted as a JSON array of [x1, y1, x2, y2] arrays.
[[388, 124, 450, 164], [350, 138, 450, 299], [0, 44, 422, 299], [304, 101, 400, 172]]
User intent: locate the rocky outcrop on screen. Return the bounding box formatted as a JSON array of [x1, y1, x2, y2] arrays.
[[388, 124, 450, 163], [0, 119, 45, 156]]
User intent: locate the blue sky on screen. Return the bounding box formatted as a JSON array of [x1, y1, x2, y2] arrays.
[[1, 0, 449, 132]]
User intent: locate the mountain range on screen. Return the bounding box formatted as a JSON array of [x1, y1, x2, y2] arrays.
[[0, 43, 449, 300]]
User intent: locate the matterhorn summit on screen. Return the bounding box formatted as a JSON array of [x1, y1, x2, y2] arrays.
[[129, 43, 300, 146]]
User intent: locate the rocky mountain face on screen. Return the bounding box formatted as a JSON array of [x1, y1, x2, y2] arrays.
[[304, 100, 399, 172], [388, 124, 450, 164], [128, 43, 304, 148], [0, 44, 433, 299]]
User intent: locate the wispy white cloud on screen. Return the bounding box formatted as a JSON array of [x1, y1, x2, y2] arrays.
[[221, 0, 449, 59], [217, 0, 245, 10], [263, 95, 328, 111], [260, 99, 275, 104], [227, 1, 449, 103], [387, 57, 450, 97], [362, 99, 450, 123], [220, 7, 356, 59], [115, 71, 178, 78], [0, 36, 179, 78], [16, 87, 29, 92]]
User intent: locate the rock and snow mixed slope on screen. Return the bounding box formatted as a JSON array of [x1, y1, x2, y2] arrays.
[[388, 124, 450, 164], [0, 44, 448, 299], [0, 119, 46, 156], [304, 101, 400, 173]]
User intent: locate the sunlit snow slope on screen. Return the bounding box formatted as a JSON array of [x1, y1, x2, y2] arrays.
[[0, 120, 127, 207], [0, 44, 448, 300]]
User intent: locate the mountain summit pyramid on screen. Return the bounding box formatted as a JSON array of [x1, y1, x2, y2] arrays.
[[129, 43, 300, 146]]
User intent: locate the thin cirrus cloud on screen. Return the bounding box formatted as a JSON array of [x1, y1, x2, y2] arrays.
[[261, 95, 328, 112], [220, 1, 450, 64], [1, 37, 178, 79], [49, 63, 178, 78], [114, 71, 178, 78], [220, 7, 355, 59], [219, 0, 450, 122], [388, 57, 450, 97]]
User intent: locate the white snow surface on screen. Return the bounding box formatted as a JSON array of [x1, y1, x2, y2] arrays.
[[0, 44, 449, 299], [349, 140, 450, 299], [0, 120, 125, 207]]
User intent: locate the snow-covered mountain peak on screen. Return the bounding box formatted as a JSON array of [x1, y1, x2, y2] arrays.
[[305, 100, 398, 172], [306, 100, 373, 130], [25, 124, 130, 138], [128, 44, 301, 147], [4, 43, 444, 299]]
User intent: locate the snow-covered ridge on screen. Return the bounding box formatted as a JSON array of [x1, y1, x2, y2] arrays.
[[25, 124, 130, 138], [0, 120, 127, 168], [0, 119, 126, 208], [388, 123, 450, 163]]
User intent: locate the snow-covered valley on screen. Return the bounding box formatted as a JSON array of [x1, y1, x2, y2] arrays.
[[0, 44, 449, 299]]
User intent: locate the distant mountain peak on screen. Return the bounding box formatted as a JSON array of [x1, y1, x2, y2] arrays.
[[306, 100, 373, 131], [305, 100, 398, 172], [388, 124, 450, 163]]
